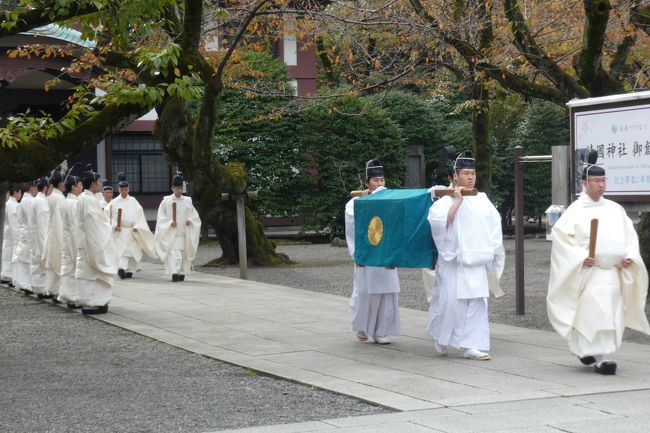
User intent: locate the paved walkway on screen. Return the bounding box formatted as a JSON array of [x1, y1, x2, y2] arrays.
[[90, 263, 650, 432]]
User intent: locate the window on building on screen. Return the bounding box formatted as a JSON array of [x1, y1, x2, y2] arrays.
[[111, 135, 170, 194], [283, 19, 297, 66]]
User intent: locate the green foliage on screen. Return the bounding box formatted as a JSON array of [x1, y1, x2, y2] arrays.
[[370, 91, 445, 185], [489, 93, 527, 220], [216, 87, 444, 236], [511, 99, 569, 224], [298, 95, 405, 235], [425, 94, 474, 184], [213, 51, 300, 218], [638, 213, 650, 271], [135, 43, 181, 78]]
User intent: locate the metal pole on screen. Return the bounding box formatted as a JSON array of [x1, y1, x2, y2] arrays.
[[514, 146, 525, 315], [236, 195, 247, 280]]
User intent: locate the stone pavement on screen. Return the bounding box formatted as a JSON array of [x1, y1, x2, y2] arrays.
[[91, 262, 650, 432]]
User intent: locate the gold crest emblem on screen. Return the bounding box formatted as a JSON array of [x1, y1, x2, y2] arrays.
[[367, 216, 383, 246]]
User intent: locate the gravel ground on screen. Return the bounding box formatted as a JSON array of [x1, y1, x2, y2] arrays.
[[198, 237, 650, 345], [0, 288, 387, 433]]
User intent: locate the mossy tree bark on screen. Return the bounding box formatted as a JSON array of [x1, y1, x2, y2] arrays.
[[154, 0, 289, 265], [638, 213, 650, 271]]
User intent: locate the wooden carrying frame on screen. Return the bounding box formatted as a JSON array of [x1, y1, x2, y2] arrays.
[[349, 188, 478, 198]]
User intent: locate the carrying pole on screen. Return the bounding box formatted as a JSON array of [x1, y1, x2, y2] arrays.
[[514, 146, 525, 315]]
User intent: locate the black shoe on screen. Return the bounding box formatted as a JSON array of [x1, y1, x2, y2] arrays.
[[172, 274, 179, 282], [594, 361, 617, 375], [178, 274, 185, 282], [52, 297, 61, 304], [37, 294, 53, 299], [20, 289, 33, 295], [125, 272, 133, 279], [67, 303, 82, 309], [1, 279, 10, 285], [579, 356, 596, 366], [81, 305, 109, 315], [118, 269, 126, 279]]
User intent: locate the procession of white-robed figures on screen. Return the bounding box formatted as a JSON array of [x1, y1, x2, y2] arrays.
[[345, 149, 649, 375], [1, 165, 201, 315]]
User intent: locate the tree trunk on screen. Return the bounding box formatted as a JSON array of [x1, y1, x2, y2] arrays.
[[155, 100, 289, 266], [638, 212, 650, 272], [200, 192, 289, 266], [472, 77, 492, 192]]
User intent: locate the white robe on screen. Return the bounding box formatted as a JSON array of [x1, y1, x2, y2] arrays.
[[106, 195, 156, 273], [426, 193, 504, 351], [12, 193, 33, 290], [58, 194, 79, 304], [29, 191, 49, 294], [154, 194, 201, 276], [42, 188, 65, 296], [2, 196, 19, 282], [344, 188, 400, 339], [547, 192, 650, 357], [75, 190, 117, 307], [99, 198, 110, 212]]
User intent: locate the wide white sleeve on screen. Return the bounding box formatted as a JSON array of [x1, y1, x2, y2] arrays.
[[133, 200, 157, 258], [487, 202, 505, 279], [154, 198, 173, 261], [344, 198, 355, 258], [183, 198, 202, 262], [428, 196, 456, 261], [546, 205, 588, 338]]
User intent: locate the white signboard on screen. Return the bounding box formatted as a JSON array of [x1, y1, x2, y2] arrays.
[[573, 103, 650, 196]]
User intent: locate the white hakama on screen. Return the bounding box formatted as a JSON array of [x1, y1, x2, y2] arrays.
[[29, 191, 49, 294], [2, 196, 19, 283], [58, 194, 79, 304], [426, 193, 504, 352], [426, 259, 489, 350], [345, 190, 400, 339], [74, 190, 117, 307], [42, 188, 65, 296], [12, 193, 33, 290]]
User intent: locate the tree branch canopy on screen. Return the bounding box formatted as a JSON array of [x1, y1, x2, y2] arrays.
[[630, 2, 650, 36], [0, 1, 103, 38], [409, 0, 568, 104], [0, 101, 153, 181], [503, 0, 589, 99]]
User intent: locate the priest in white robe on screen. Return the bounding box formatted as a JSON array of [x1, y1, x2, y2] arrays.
[[2, 186, 22, 286], [426, 151, 504, 360], [107, 173, 156, 279], [42, 172, 66, 299], [58, 175, 83, 307], [344, 159, 400, 345], [154, 173, 201, 282], [75, 168, 117, 314], [547, 151, 649, 375], [99, 185, 113, 212], [30, 177, 50, 297], [13, 182, 36, 293]]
